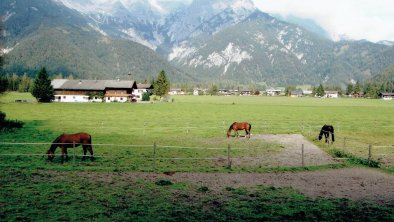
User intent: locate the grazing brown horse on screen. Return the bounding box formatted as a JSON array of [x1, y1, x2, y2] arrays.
[[47, 132, 94, 163], [227, 122, 252, 138], [318, 125, 335, 144]]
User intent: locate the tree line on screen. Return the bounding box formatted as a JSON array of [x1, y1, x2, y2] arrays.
[[0, 68, 171, 102]]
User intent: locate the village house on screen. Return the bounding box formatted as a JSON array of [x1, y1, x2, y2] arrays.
[[168, 88, 185, 95], [379, 92, 394, 100], [240, 89, 252, 96], [266, 88, 282, 96], [324, 91, 339, 98], [133, 83, 153, 101], [352, 92, 364, 98], [193, 88, 208, 96], [51, 79, 137, 103], [290, 90, 303, 97], [218, 89, 231, 96]]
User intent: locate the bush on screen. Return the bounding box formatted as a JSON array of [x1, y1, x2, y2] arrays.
[[142, 92, 151, 101], [0, 111, 24, 131]]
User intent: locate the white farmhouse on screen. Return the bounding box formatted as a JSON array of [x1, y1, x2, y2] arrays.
[[133, 84, 153, 101], [51, 79, 137, 103], [324, 91, 339, 98]]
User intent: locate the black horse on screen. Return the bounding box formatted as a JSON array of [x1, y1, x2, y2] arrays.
[[318, 125, 335, 144]]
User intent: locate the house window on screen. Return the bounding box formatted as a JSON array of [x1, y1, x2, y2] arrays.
[[120, 97, 123, 101], [63, 96, 66, 99], [94, 97, 98, 100], [107, 97, 110, 100]]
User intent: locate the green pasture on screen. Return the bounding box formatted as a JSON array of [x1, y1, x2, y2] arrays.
[[1, 92, 394, 221], [0, 92, 393, 171]]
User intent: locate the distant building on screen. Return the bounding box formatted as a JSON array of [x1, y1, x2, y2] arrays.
[[324, 91, 339, 98], [290, 90, 303, 97], [379, 92, 394, 100], [169, 88, 185, 95], [193, 88, 207, 96], [51, 79, 137, 103], [266, 88, 282, 96], [218, 89, 231, 96], [133, 84, 153, 101], [352, 92, 364, 98], [302, 90, 313, 96], [240, 89, 252, 96]]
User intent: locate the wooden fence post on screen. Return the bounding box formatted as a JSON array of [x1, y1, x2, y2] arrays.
[[301, 144, 305, 167], [153, 142, 157, 171], [368, 144, 372, 165], [227, 144, 231, 169]]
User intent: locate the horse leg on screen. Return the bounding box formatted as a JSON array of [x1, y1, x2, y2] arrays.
[[82, 146, 87, 161], [87, 145, 94, 161], [61, 147, 65, 163]]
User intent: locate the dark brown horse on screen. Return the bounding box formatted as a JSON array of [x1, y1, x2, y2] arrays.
[[227, 122, 252, 138], [47, 132, 94, 163], [318, 125, 335, 144]]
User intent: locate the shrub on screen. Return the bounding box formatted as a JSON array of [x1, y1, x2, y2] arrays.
[[0, 111, 24, 131], [142, 92, 151, 101]]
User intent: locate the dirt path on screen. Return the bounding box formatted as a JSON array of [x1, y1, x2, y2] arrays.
[[233, 134, 337, 167], [122, 168, 394, 204]]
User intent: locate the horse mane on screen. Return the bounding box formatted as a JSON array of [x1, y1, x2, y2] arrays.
[[228, 122, 236, 131], [49, 134, 64, 151]]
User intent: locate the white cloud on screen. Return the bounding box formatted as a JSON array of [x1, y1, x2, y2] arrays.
[[253, 0, 394, 42]]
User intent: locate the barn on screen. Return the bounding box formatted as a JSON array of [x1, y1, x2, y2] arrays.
[[51, 79, 138, 103]]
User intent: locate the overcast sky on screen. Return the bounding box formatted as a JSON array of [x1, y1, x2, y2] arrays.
[[252, 0, 394, 42]]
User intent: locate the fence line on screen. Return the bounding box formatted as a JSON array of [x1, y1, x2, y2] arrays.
[[0, 142, 251, 150], [1, 141, 393, 168]]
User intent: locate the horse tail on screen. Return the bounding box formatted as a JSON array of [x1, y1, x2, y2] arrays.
[[248, 123, 252, 132], [88, 134, 92, 147]]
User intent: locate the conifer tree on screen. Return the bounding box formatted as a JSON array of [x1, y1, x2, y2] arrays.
[[346, 83, 354, 95], [316, 84, 325, 97], [153, 70, 170, 97], [32, 67, 54, 102]]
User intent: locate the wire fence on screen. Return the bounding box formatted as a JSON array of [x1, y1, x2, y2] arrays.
[[1, 139, 393, 169]]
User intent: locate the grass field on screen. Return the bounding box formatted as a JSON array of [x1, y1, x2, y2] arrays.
[[1, 92, 393, 170], [1, 92, 394, 221]]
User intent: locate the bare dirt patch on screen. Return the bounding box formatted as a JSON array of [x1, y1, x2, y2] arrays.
[[127, 168, 394, 204], [232, 134, 337, 167]]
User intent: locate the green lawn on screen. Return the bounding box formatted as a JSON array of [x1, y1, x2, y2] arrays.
[[1, 92, 393, 171], [1, 92, 394, 221]]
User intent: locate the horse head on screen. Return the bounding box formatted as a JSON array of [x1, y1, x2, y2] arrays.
[[47, 149, 55, 161]]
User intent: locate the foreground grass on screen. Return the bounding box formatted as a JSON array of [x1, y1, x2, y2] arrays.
[[1, 167, 393, 222]]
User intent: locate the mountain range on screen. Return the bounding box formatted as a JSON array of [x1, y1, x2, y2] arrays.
[[1, 0, 393, 87]]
